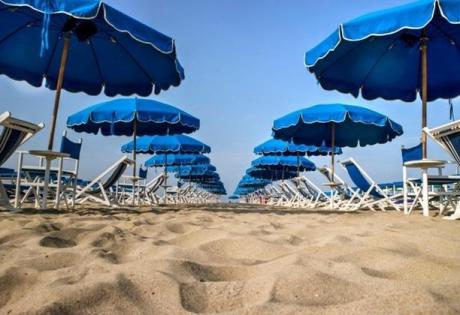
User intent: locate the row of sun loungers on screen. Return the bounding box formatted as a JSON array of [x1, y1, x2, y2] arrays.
[[0, 112, 222, 210]]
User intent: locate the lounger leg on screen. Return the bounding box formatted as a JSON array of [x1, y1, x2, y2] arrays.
[[41, 158, 52, 209], [403, 167, 408, 214], [422, 168, 429, 216], [14, 152, 24, 208]]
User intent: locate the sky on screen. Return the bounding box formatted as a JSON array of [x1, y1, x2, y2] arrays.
[[1, 0, 458, 195]]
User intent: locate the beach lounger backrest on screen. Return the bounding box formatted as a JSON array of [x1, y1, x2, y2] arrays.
[[139, 167, 148, 180], [401, 143, 422, 164], [340, 158, 382, 198], [318, 167, 350, 197], [147, 174, 165, 194], [60, 133, 82, 160], [89, 157, 132, 195], [0, 112, 44, 166], [424, 121, 460, 166]]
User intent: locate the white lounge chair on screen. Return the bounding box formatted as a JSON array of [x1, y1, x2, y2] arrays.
[[0, 112, 44, 210], [339, 158, 402, 211], [424, 121, 460, 220], [75, 156, 134, 207]]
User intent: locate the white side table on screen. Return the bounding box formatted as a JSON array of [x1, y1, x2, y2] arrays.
[[404, 159, 446, 216]]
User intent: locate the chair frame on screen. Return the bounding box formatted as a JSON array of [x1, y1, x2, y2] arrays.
[[339, 158, 402, 211], [0, 112, 44, 210]]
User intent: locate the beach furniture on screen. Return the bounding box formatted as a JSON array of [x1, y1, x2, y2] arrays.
[[15, 131, 83, 210], [424, 121, 460, 219], [339, 158, 402, 211], [273, 104, 403, 209], [144, 173, 167, 205], [75, 156, 134, 207], [318, 167, 359, 210], [68, 99, 201, 206], [0, 112, 44, 210], [293, 176, 331, 209]]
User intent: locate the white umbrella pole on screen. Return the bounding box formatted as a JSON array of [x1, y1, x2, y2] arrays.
[[47, 35, 70, 151], [330, 123, 335, 209], [421, 32, 429, 216], [132, 120, 137, 206]]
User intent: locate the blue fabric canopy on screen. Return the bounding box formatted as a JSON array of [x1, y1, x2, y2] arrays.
[[67, 98, 199, 136], [305, 0, 460, 102], [121, 134, 210, 154], [145, 153, 210, 167], [273, 104, 403, 147], [246, 166, 297, 180], [167, 164, 217, 175], [254, 138, 342, 156], [0, 0, 184, 96], [176, 171, 220, 180], [238, 175, 271, 188], [251, 155, 316, 171]]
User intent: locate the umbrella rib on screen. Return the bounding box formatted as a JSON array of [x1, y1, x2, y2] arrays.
[[317, 38, 368, 78], [101, 29, 155, 86], [0, 20, 36, 47], [356, 36, 400, 94], [430, 20, 460, 49], [88, 38, 105, 85], [43, 32, 61, 80]]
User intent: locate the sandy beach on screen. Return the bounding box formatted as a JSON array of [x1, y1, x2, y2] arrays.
[[0, 204, 458, 314]]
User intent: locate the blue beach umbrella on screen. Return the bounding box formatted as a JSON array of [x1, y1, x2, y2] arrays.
[[176, 171, 219, 180], [273, 104, 403, 205], [0, 1, 184, 150], [121, 134, 210, 190], [68, 99, 199, 136], [145, 154, 210, 167], [251, 155, 316, 172], [246, 166, 297, 181], [167, 164, 217, 176], [121, 135, 210, 154], [67, 98, 200, 178], [254, 138, 342, 156], [305, 0, 460, 157], [238, 175, 271, 188]]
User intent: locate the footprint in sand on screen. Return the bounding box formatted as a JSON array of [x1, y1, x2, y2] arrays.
[[39, 236, 76, 248], [0, 267, 37, 308], [179, 276, 272, 313], [19, 253, 80, 271]]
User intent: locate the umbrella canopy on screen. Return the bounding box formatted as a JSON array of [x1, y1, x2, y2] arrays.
[[176, 171, 220, 180], [272, 104, 403, 147], [305, 0, 460, 157], [273, 103, 403, 208], [121, 134, 210, 154], [145, 153, 210, 167], [251, 155, 316, 171], [167, 164, 217, 175], [67, 98, 199, 136], [0, 0, 184, 95], [305, 0, 460, 102], [0, 0, 184, 150], [228, 195, 240, 200], [246, 166, 297, 180], [254, 138, 342, 156], [238, 175, 271, 188]]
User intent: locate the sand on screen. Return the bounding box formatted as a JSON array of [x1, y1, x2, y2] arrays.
[[0, 204, 459, 315]]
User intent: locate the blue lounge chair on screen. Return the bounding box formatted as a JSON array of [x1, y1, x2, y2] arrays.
[[339, 158, 402, 211], [0, 112, 44, 210]]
